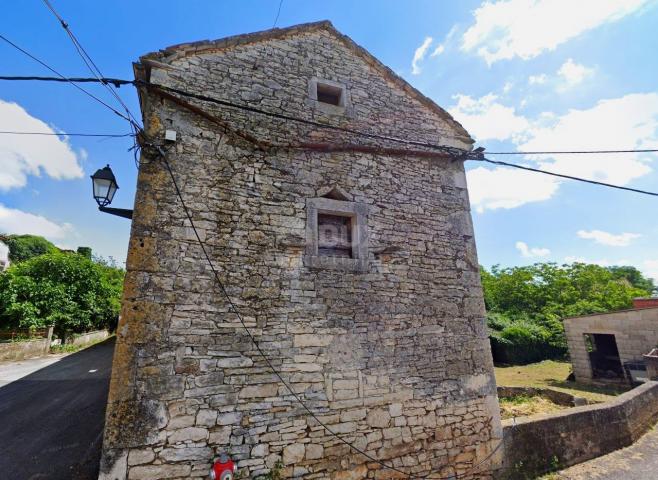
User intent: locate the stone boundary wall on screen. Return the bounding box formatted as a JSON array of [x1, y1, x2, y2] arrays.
[[496, 381, 658, 479], [65, 329, 110, 346], [0, 326, 54, 362], [496, 386, 588, 407]]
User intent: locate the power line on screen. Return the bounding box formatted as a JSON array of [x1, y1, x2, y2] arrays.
[[0, 34, 133, 123], [487, 148, 658, 155], [40, 0, 142, 131], [0, 75, 132, 86], [474, 157, 658, 197], [272, 0, 284, 28], [0, 130, 133, 138], [5, 73, 658, 161], [139, 81, 465, 155]]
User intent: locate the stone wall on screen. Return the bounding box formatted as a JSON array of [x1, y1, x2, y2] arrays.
[[496, 387, 588, 407], [564, 308, 658, 383], [0, 326, 53, 362], [64, 329, 111, 346], [0, 338, 49, 362], [100, 22, 501, 480], [496, 381, 658, 479]]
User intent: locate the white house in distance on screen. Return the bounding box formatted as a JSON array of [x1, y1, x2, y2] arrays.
[[0, 240, 10, 271]]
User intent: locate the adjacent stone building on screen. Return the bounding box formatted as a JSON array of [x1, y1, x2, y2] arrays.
[[565, 303, 658, 384], [100, 21, 502, 480]]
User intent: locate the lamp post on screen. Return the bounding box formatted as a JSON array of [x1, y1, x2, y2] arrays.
[[90, 165, 133, 219]]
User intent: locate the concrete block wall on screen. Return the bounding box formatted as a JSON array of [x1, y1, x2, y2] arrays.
[[564, 308, 658, 383]]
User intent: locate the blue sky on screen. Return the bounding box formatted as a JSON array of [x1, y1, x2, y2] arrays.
[[2, 0, 658, 279]]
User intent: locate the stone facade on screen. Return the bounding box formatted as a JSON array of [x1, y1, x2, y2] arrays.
[[565, 307, 658, 384], [100, 21, 501, 480]]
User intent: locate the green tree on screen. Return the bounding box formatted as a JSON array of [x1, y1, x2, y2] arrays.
[[2, 234, 57, 262], [607, 265, 655, 293], [482, 262, 653, 364], [0, 252, 124, 337]]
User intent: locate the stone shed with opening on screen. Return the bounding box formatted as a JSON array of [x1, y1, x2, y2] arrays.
[[565, 301, 658, 384], [100, 21, 502, 480]]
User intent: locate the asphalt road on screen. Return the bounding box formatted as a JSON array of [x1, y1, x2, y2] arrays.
[[0, 338, 115, 480]]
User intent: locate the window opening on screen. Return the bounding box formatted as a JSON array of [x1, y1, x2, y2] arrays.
[[316, 82, 343, 106], [317, 213, 353, 258]]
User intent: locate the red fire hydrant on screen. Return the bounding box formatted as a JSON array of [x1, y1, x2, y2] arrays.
[[210, 453, 237, 480]]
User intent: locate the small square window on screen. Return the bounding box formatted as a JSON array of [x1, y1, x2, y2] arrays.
[[316, 83, 343, 106], [309, 78, 348, 113]]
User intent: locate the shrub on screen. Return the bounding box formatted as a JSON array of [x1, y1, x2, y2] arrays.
[[488, 313, 565, 365]]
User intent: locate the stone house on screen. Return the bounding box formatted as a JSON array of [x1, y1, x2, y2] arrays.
[[565, 298, 658, 384], [100, 21, 502, 480]]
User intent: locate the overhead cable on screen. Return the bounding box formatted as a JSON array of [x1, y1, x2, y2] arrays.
[[272, 0, 284, 28], [0, 75, 132, 86], [0, 34, 133, 123], [4, 74, 658, 160], [487, 148, 658, 155], [473, 157, 658, 197], [40, 0, 142, 130], [0, 130, 133, 138]]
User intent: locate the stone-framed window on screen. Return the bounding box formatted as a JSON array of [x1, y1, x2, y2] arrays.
[[304, 197, 368, 272], [308, 77, 349, 114]]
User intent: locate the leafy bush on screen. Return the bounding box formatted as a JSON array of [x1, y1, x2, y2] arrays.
[[2, 234, 58, 262], [0, 252, 124, 337]]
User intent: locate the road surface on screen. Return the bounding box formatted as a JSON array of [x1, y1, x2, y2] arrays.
[[0, 338, 115, 480], [555, 425, 658, 480]]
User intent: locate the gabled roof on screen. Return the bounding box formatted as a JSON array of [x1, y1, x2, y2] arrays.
[[139, 21, 473, 145]]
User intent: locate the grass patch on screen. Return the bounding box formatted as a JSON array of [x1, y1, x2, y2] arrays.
[[495, 360, 627, 403], [499, 394, 567, 419]]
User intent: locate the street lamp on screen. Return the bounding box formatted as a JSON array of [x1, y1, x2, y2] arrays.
[[90, 165, 133, 219]]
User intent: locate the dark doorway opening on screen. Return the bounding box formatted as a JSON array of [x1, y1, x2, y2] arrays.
[[584, 333, 624, 379]]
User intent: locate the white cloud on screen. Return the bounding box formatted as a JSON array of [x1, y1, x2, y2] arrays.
[[564, 256, 632, 267], [0, 203, 72, 239], [431, 25, 458, 58], [558, 58, 594, 87], [430, 44, 445, 57], [448, 93, 529, 141], [411, 36, 433, 75], [528, 74, 548, 85], [516, 241, 550, 258], [466, 165, 560, 212], [643, 260, 658, 282], [577, 229, 641, 246], [462, 0, 650, 64], [521, 93, 658, 185], [453, 92, 658, 211], [0, 100, 84, 190]]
